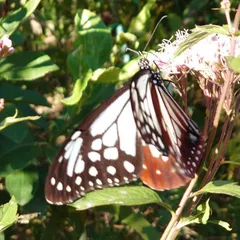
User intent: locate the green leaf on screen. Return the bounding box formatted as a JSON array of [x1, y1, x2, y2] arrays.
[[0, 109, 40, 131], [0, 51, 59, 81], [5, 170, 39, 206], [225, 55, 240, 73], [61, 70, 92, 106], [175, 25, 229, 56], [0, 83, 50, 106], [91, 67, 120, 83], [69, 186, 172, 212], [74, 9, 107, 30], [178, 199, 211, 228], [128, 1, 156, 35], [208, 220, 232, 231], [122, 212, 160, 240], [192, 181, 240, 198], [70, 28, 112, 75], [0, 196, 18, 233], [0, 0, 41, 37], [0, 143, 42, 177]]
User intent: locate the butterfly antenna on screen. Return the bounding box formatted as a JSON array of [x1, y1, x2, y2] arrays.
[[143, 15, 167, 52]]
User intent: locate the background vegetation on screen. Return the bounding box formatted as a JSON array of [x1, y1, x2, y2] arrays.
[[0, 0, 239, 239]]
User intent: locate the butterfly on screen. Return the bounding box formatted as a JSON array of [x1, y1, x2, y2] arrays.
[[45, 58, 205, 205]]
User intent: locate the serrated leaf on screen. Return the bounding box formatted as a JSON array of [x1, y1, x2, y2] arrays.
[[0, 83, 50, 106], [91, 67, 120, 83], [208, 220, 232, 231], [69, 186, 172, 212], [225, 55, 240, 73], [122, 212, 160, 240], [0, 196, 18, 233], [5, 170, 39, 206], [0, 109, 40, 131], [0, 51, 59, 81], [61, 70, 92, 106], [0, 0, 41, 37], [192, 181, 240, 198]]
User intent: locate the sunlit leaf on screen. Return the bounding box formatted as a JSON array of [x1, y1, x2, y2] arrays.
[[192, 181, 240, 198], [61, 70, 92, 106], [0, 51, 59, 81], [122, 212, 160, 240], [208, 220, 232, 231], [91, 67, 120, 83], [178, 199, 211, 228], [0, 0, 41, 37], [6, 170, 39, 206], [0, 196, 18, 233], [69, 186, 172, 212], [0, 109, 40, 131], [225, 55, 240, 73]]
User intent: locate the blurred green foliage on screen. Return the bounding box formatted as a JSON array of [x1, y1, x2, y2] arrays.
[[0, 0, 239, 239]]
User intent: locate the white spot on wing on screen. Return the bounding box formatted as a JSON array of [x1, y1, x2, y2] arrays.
[[51, 177, 56, 185], [71, 131, 81, 140], [149, 144, 161, 158], [88, 151, 101, 162], [66, 185, 71, 192], [75, 176, 82, 185], [103, 123, 118, 147], [107, 166, 116, 175], [91, 138, 102, 151], [90, 91, 130, 136], [57, 182, 63, 191], [104, 147, 119, 160], [89, 166, 98, 177], [74, 155, 85, 174], [118, 102, 136, 157], [123, 160, 135, 173], [67, 137, 83, 177]]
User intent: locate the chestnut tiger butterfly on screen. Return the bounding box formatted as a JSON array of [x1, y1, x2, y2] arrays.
[[45, 58, 205, 205]]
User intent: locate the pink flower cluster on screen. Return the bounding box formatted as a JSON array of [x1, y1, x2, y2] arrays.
[[0, 35, 14, 58]]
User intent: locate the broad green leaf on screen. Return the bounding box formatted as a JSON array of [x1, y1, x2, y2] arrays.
[[122, 212, 160, 240], [71, 28, 112, 74], [0, 0, 41, 37], [0, 51, 59, 81], [192, 181, 240, 198], [5, 170, 39, 206], [0, 83, 50, 106], [91, 67, 120, 83], [0, 196, 18, 233], [175, 25, 229, 56], [0, 143, 42, 177], [119, 58, 139, 82], [128, 1, 156, 35], [0, 109, 40, 131], [61, 70, 92, 106], [225, 55, 240, 73], [75, 9, 107, 30], [208, 220, 232, 231], [178, 199, 211, 228], [69, 186, 172, 212]]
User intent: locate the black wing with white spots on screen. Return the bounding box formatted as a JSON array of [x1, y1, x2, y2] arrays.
[[45, 86, 144, 205]]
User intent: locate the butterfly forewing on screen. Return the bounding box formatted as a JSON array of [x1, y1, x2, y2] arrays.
[[45, 86, 143, 205]]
